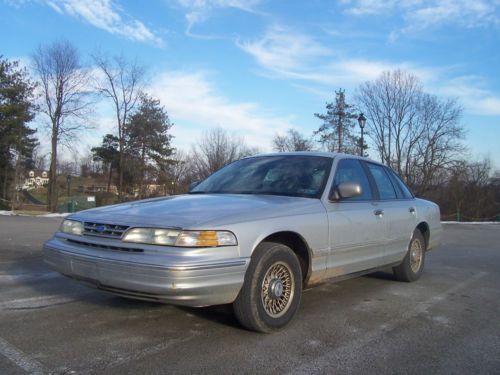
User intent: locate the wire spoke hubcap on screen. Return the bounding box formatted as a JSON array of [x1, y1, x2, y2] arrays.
[[410, 239, 423, 273], [261, 262, 294, 318]]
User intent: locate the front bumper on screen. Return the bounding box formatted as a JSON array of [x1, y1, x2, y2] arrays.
[[43, 236, 248, 307]]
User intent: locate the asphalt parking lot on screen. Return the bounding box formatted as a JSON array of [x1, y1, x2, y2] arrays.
[[0, 215, 499, 374]]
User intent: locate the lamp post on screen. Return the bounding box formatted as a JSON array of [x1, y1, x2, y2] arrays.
[[357, 113, 366, 157]]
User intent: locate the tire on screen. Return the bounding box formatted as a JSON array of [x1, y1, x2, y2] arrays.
[[233, 242, 302, 333], [393, 229, 426, 282]]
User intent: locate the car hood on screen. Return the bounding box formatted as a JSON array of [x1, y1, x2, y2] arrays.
[[70, 194, 324, 229]]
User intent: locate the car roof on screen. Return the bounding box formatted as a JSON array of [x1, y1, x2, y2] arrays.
[[246, 151, 378, 164]]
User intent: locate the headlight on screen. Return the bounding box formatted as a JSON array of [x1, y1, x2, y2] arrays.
[[122, 228, 237, 247], [122, 228, 180, 246], [60, 219, 83, 235]]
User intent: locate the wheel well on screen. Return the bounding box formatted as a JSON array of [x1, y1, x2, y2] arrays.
[[416, 222, 430, 250], [260, 232, 311, 283]]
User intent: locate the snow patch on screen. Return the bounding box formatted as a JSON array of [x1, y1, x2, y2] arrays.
[[441, 221, 500, 225], [0, 211, 69, 218]]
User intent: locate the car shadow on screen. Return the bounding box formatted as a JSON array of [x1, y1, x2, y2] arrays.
[[364, 269, 397, 281], [177, 304, 243, 330]]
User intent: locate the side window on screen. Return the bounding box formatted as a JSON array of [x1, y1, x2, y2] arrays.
[[333, 159, 372, 201], [386, 168, 414, 199], [366, 163, 397, 200]]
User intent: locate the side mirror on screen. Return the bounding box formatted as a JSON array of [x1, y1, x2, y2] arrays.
[[188, 180, 200, 192], [331, 182, 362, 200]]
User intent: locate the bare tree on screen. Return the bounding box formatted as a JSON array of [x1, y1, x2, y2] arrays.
[[272, 129, 314, 152], [158, 149, 195, 194], [191, 128, 256, 180], [442, 158, 494, 220], [409, 94, 465, 192], [93, 53, 145, 200], [357, 70, 464, 193], [32, 40, 92, 211]]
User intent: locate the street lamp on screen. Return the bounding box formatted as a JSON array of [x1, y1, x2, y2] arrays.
[[357, 113, 366, 157]]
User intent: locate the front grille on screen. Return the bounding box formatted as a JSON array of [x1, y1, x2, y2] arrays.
[[83, 222, 129, 239], [67, 239, 143, 253]]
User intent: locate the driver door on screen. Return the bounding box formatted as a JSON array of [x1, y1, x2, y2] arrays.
[[324, 158, 387, 277]]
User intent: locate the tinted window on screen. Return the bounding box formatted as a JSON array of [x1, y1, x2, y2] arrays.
[[386, 168, 414, 199], [366, 163, 397, 200], [191, 155, 332, 198], [333, 159, 372, 201]]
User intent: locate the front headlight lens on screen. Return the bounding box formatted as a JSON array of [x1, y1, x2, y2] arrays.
[[122, 228, 180, 246], [60, 219, 83, 235], [122, 228, 237, 247]]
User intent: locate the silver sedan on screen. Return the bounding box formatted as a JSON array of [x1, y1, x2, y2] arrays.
[[43, 152, 442, 332]]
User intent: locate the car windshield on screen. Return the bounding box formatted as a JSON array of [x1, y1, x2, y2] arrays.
[[190, 155, 333, 198]]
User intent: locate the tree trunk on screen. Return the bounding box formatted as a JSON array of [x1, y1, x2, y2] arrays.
[[107, 164, 113, 193], [139, 145, 145, 200], [2, 164, 9, 202], [48, 128, 58, 212], [118, 137, 124, 201]]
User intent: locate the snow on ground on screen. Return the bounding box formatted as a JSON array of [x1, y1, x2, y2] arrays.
[[441, 221, 500, 225], [0, 211, 69, 217], [40, 213, 70, 218]]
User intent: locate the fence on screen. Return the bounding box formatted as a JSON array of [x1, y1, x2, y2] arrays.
[[56, 196, 96, 213], [441, 212, 500, 222]]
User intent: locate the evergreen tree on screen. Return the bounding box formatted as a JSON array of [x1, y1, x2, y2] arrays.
[[91, 134, 119, 193], [0, 56, 38, 206], [314, 89, 358, 154], [125, 94, 174, 198]]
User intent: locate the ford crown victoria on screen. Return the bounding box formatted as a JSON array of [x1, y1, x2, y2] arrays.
[[43, 152, 442, 332]]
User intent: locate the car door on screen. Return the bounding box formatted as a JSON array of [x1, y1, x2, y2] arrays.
[[364, 163, 417, 264], [324, 158, 387, 277]]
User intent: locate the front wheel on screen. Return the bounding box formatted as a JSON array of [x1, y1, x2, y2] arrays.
[[393, 229, 426, 282], [233, 242, 302, 333]]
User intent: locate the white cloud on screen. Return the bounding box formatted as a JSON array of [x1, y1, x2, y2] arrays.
[[237, 26, 436, 87], [406, 0, 499, 30], [36, 0, 163, 46], [147, 70, 296, 150], [237, 25, 332, 73], [178, 0, 263, 38], [437, 75, 500, 116], [178, 0, 262, 13], [342, 0, 499, 30]]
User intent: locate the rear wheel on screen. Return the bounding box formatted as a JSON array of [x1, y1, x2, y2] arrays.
[[233, 242, 302, 333], [393, 229, 426, 282]]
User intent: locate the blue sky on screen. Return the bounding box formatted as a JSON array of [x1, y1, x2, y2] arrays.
[[1, 0, 499, 168]]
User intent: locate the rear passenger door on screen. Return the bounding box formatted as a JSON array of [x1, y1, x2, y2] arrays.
[[364, 163, 417, 264], [324, 159, 387, 276]]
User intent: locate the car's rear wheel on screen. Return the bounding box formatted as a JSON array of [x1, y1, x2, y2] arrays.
[[233, 242, 302, 333], [393, 229, 426, 282]]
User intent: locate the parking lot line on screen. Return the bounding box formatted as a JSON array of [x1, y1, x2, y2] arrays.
[[289, 271, 489, 375], [0, 336, 48, 375]]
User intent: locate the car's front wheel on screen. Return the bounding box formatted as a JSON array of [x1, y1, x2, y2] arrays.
[[393, 229, 426, 282], [233, 242, 302, 333]]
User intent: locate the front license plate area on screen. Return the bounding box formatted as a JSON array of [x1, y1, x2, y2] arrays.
[[71, 259, 98, 280]]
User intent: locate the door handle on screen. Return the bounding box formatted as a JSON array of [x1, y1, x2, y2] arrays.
[[374, 209, 384, 216], [409, 207, 416, 214]]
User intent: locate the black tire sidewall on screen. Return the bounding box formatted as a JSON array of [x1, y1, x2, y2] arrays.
[[399, 230, 426, 281]]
